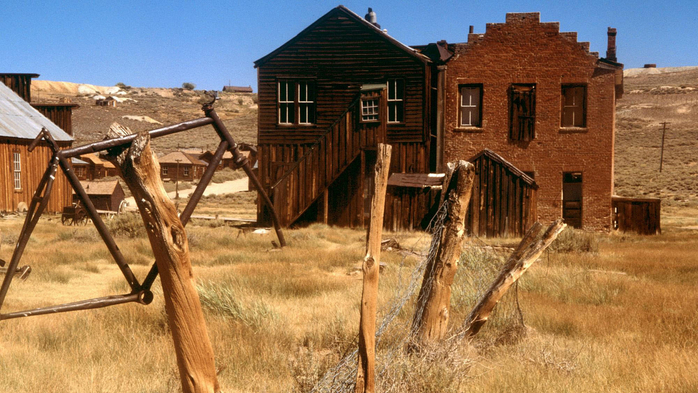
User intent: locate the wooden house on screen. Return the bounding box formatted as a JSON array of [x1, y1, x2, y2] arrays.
[[76, 180, 125, 212], [222, 86, 253, 93], [74, 153, 107, 180], [31, 102, 79, 136], [0, 81, 73, 212], [158, 151, 207, 181], [71, 157, 90, 180], [255, 6, 433, 227]]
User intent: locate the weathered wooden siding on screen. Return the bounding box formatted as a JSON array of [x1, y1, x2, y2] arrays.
[[0, 141, 72, 213], [467, 153, 538, 237], [256, 11, 430, 146], [384, 187, 440, 231], [0, 74, 36, 102], [32, 104, 77, 136], [612, 196, 661, 235]]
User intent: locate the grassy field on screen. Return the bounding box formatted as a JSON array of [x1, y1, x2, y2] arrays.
[[0, 209, 696, 392]]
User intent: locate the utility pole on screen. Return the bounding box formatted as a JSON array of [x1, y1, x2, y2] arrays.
[[659, 122, 670, 172], [175, 159, 181, 199]]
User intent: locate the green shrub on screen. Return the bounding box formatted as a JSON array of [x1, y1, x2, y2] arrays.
[[106, 212, 146, 238], [182, 82, 196, 90], [548, 227, 599, 253]]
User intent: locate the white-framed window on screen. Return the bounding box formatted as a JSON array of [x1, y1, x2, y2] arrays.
[[13, 152, 21, 190], [459, 85, 482, 127], [162, 166, 169, 176], [387, 79, 404, 123], [561, 85, 586, 127], [278, 80, 316, 125], [361, 98, 380, 122], [298, 81, 315, 124], [183, 166, 190, 177], [278, 81, 293, 124]]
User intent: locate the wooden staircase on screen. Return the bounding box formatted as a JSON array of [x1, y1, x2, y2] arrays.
[[270, 91, 387, 227]]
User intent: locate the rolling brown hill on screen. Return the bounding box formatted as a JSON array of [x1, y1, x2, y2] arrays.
[[31, 81, 258, 155], [615, 66, 698, 211]]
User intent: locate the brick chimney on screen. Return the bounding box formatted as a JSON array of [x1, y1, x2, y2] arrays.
[[606, 27, 617, 62]]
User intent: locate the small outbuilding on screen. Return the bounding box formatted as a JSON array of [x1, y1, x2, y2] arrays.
[[158, 151, 207, 181], [612, 196, 661, 235], [75, 180, 125, 212]]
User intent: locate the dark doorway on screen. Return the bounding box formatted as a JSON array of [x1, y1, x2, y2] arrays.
[[562, 172, 582, 228]]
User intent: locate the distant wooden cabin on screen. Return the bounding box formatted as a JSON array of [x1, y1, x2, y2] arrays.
[[467, 149, 538, 237], [222, 86, 253, 93], [0, 81, 73, 212], [255, 6, 433, 228], [71, 157, 90, 180], [95, 96, 117, 107], [158, 151, 207, 181], [612, 196, 661, 235], [74, 153, 108, 180], [199, 143, 257, 171], [76, 180, 125, 212]]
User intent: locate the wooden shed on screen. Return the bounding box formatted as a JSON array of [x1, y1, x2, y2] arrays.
[[76, 180, 125, 212], [612, 196, 661, 235], [467, 149, 538, 237], [0, 81, 73, 213], [385, 173, 443, 231]]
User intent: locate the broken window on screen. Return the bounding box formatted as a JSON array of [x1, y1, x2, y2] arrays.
[[561, 85, 586, 127], [278, 80, 316, 125], [361, 98, 380, 122], [13, 151, 21, 190], [510, 84, 536, 141], [459, 85, 482, 127], [387, 79, 404, 123]]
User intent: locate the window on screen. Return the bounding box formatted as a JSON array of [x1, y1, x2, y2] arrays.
[[278, 80, 316, 125], [510, 84, 536, 141], [75, 166, 86, 178], [561, 85, 586, 127], [278, 81, 293, 124], [459, 85, 482, 127], [13, 152, 21, 190], [162, 166, 169, 176], [361, 98, 380, 122], [183, 167, 190, 177], [387, 79, 404, 123]]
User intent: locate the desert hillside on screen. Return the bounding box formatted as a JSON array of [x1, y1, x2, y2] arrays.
[[615, 66, 698, 210], [31, 80, 257, 154]]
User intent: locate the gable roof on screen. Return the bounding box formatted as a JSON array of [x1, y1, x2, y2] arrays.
[[0, 82, 73, 142], [158, 151, 208, 166], [468, 149, 538, 189], [80, 180, 121, 196], [254, 6, 429, 68]]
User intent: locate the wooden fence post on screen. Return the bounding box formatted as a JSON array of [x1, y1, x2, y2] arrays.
[[355, 143, 391, 393], [107, 125, 220, 393], [461, 219, 566, 338], [412, 160, 475, 346]]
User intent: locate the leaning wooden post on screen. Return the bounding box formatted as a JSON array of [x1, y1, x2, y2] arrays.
[[107, 125, 220, 393], [355, 143, 391, 393], [412, 160, 475, 346], [461, 219, 566, 339]]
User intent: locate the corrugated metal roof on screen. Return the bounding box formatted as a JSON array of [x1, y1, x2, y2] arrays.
[[0, 82, 73, 141]]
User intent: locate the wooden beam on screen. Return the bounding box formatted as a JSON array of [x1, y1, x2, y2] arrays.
[[355, 143, 392, 393], [412, 160, 475, 346], [462, 219, 566, 338], [106, 125, 220, 393]]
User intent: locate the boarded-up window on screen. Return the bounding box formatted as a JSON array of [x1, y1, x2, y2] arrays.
[[510, 84, 536, 141], [13, 152, 21, 190], [387, 79, 404, 123], [561, 85, 586, 127], [459, 85, 482, 127]]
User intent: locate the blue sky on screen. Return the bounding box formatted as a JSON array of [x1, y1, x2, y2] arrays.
[[1, 0, 696, 91]]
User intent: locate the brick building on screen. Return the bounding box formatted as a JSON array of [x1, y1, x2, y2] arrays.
[[439, 13, 623, 230]]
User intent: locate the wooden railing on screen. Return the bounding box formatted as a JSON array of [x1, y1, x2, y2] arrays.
[[271, 92, 386, 226]]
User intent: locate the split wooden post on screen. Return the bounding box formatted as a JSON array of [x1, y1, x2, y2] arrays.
[[461, 219, 566, 338], [355, 143, 391, 393], [106, 125, 220, 393], [412, 160, 475, 346]]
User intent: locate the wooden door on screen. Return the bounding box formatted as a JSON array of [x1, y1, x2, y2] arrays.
[[562, 172, 582, 228]]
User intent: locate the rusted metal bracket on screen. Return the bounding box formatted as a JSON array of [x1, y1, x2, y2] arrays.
[[0, 99, 285, 321]]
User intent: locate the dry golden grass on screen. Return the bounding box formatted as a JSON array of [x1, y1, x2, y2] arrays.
[[0, 211, 697, 392]]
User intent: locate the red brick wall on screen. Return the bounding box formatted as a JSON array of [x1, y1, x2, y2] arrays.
[[443, 13, 618, 230]]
